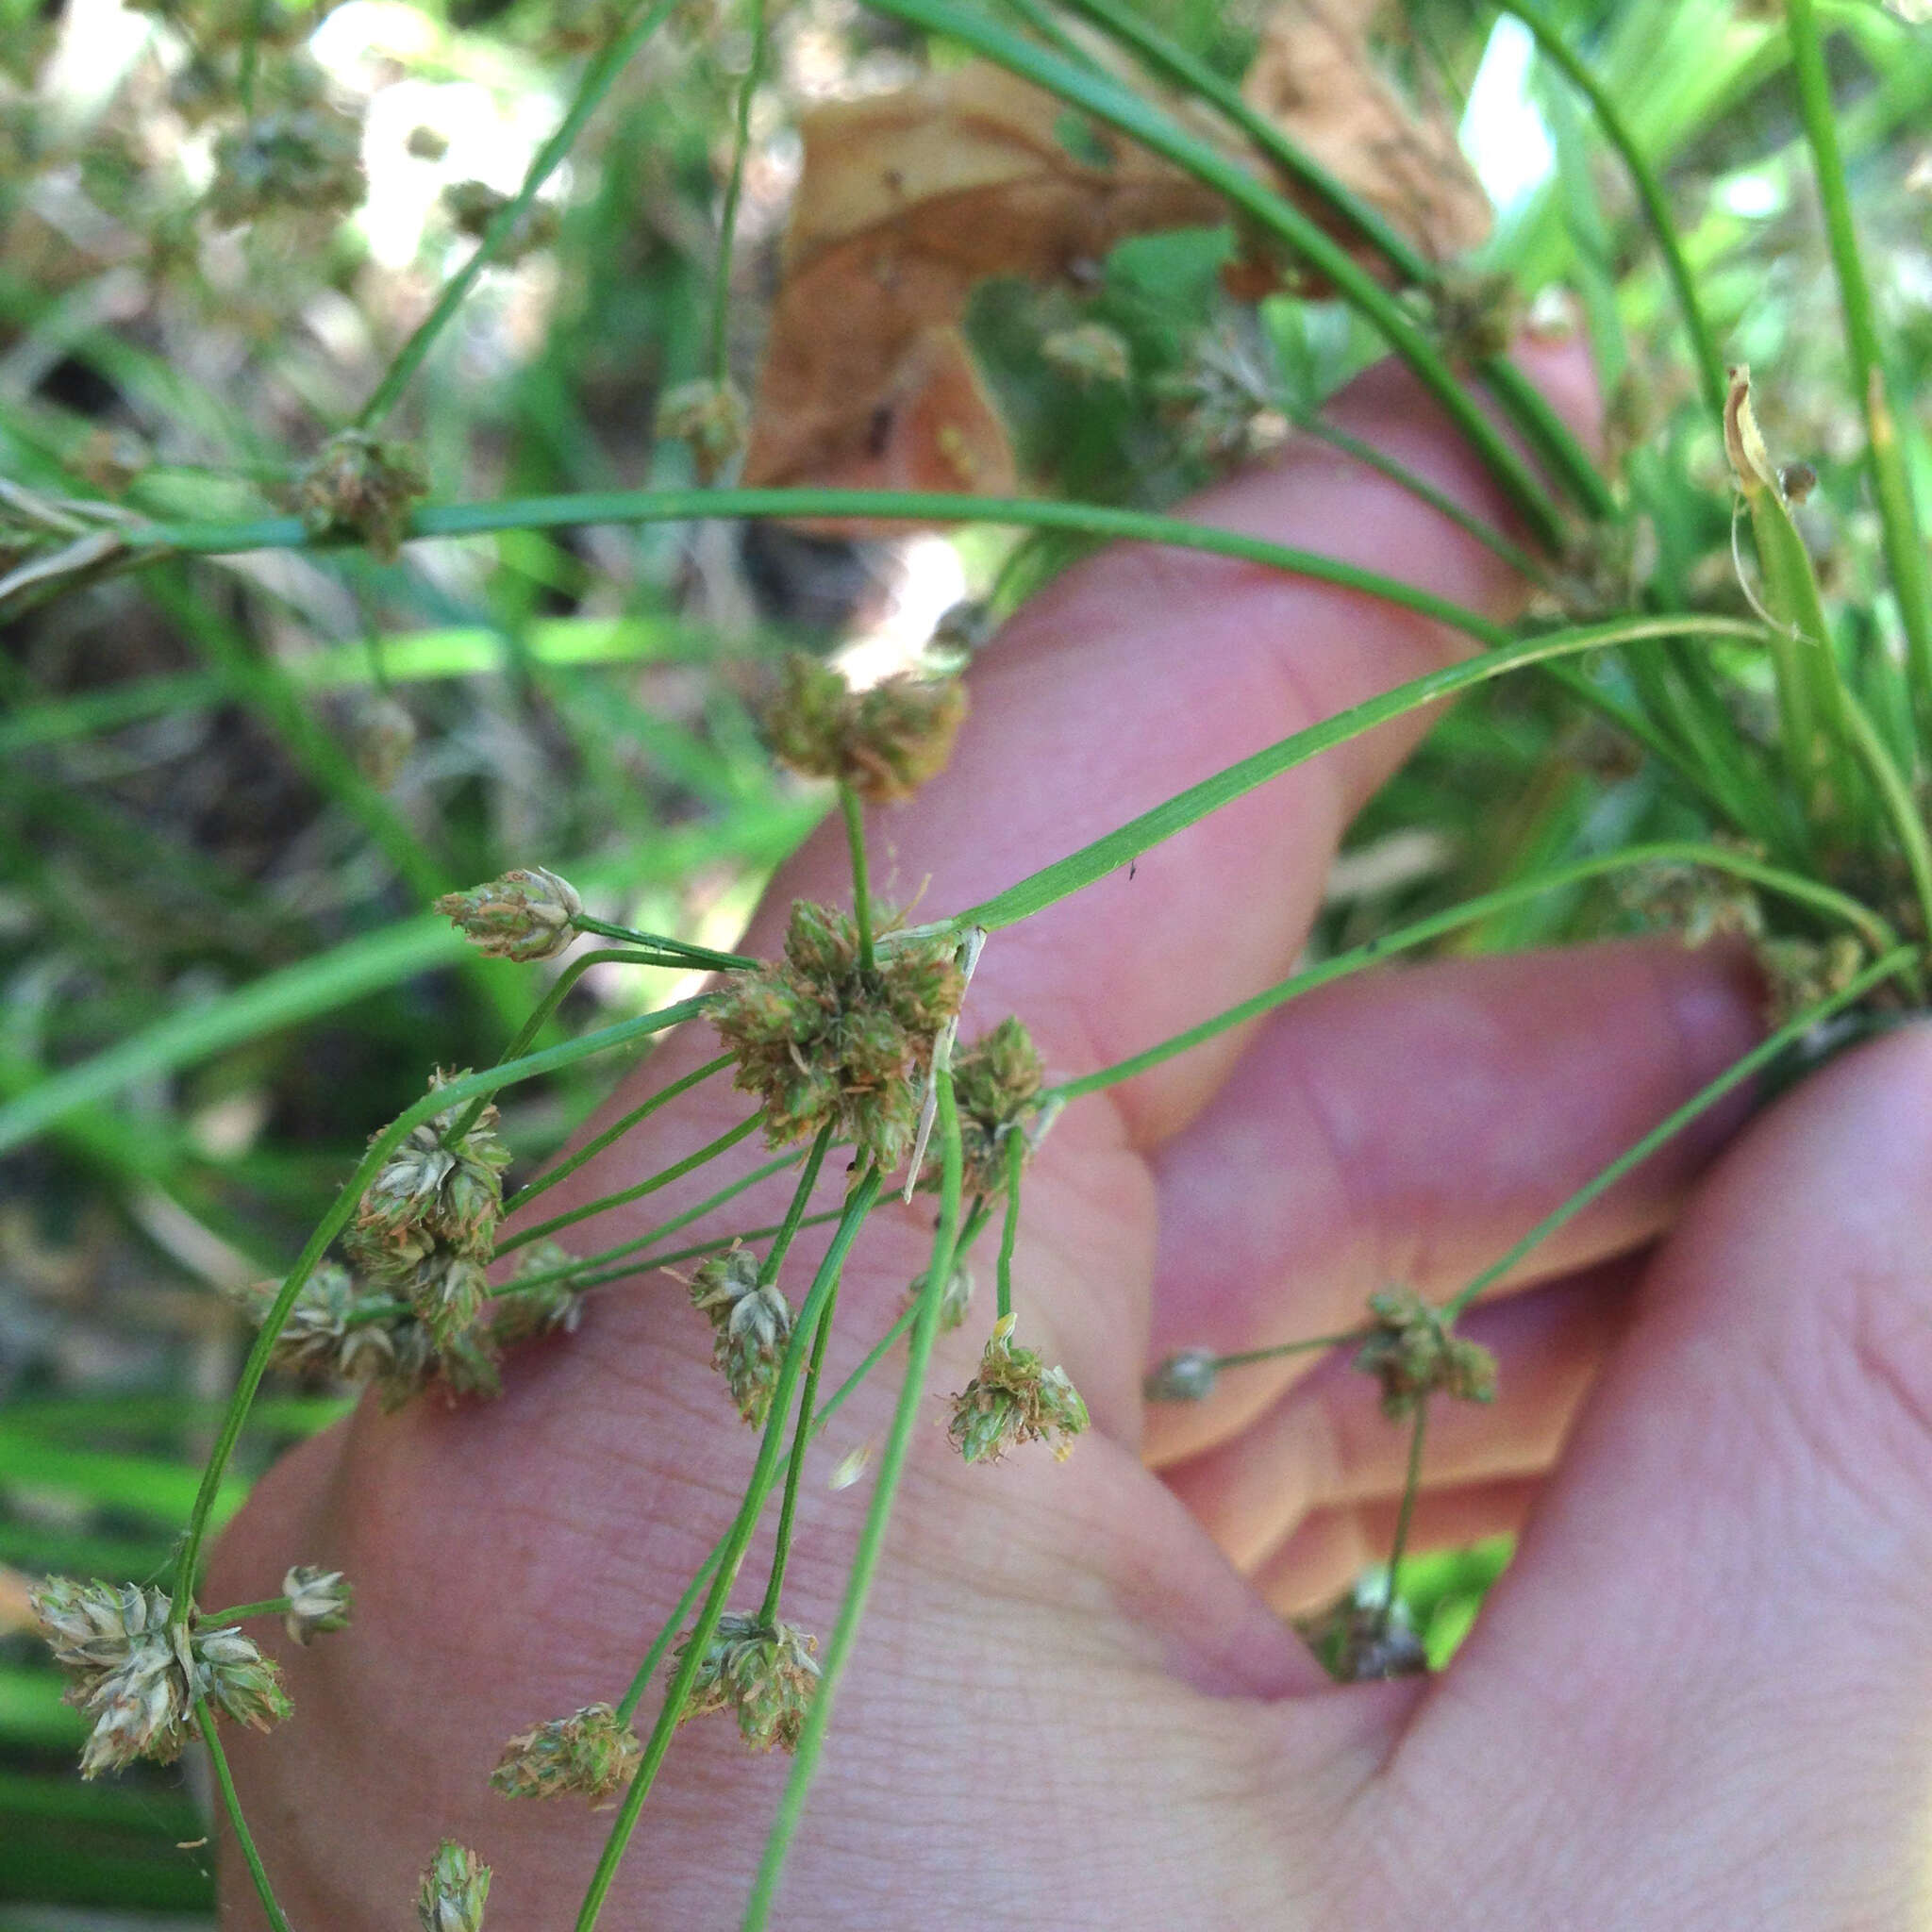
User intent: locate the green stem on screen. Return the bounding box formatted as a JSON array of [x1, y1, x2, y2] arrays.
[[840, 785, 875, 974], [571, 914, 758, 971], [1507, 0, 1727, 429], [1836, 691, 1932, 974], [759, 1123, 834, 1286], [1042, 837, 1898, 1106], [1784, 0, 1932, 729], [136, 491, 1508, 645], [506, 1052, 735, 1214], [576, 1168, 885, 1932], [1441, 944, 1918, 1324], [193, 1700, 291, 1932], [995, 1126, 1024, 1323], [710, 0, 768, 386], [197, 1597, 289, 1625], [356, 0, 681, 430], [742, 1063, 966, 1927], [169, 996, 708, 1618], [758, 1279, 839, 1624], [1375, 1402, 1429, 1645], [955, 616, 1767, 939], [237, 0, 265, 118], [445, 948, 677, 1149], [1204, 1328, 1374, 1374], [493, 1111, 765, 1255]]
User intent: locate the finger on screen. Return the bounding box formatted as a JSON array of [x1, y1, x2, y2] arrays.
[[1365, 1024, 1932, 1923], [1144, 940, 1760, 1463], [1251, 1475, 1541, 1621], [733, 341, 1602, 1155], [1161, 1252, 1641, 1570]]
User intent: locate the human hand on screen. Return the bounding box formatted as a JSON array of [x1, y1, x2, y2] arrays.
[[211, 345, 1932, 1928]]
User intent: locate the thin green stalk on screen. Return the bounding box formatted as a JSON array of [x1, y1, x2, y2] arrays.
[[357, 0, 681, 429], [572, 915, 758, 971], [1837, 691, 1932, 973], [1375, 1402, 1429, 1644], [1785, 0, 1932, 724], [493, 1111, 765, 1255], [759, 1123, 835, 1286], [507, 1052, 736, 1214], [1441, 944, 1918, 1324], [238, 0, 265, 117], [996, 1126, 1024, 1323], [1507, 0, 1727, 428], [170, 996, 709, 1615], [840, 785, 876, 974], [1202, 1328, 1373, 1374], [194, 1700, 291, 1932], [743, 1064, 966, 1927], [136, 491, 1511, 658], [445, 948, 682, 1149], [1042, 837, 1897, 1106], [956, 615, 1767, 940], [758, 1280, 839, 1625], [576, 1167, 885, 1932], [198, 1597, 288, 1625], [711, 0, 769, 385]]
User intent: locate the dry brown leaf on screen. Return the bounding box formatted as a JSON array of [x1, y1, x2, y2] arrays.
[[741, 5, 1491, 521]]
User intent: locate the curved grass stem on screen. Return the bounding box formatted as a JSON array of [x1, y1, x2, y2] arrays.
[[194, 1699, 291, 1932], [711, 0, 769, 386]]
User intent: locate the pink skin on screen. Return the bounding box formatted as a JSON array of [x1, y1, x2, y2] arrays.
[[210, 343, 1932, 1928]]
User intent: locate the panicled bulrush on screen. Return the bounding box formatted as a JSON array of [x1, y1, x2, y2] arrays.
[[920, 1015, 1042, 1196], [491, 1702, 641, 1801], [485, 1241, 585, 1348], [907, 1262, 974, 1333], [282, 1566, 353, 1646], [710, 901, 965, 1168], [948, 1313, 1090, 1464], [30, 1579, 290, 1779], [293, 429, 430, 563], [347, 1072, 511, 1278], [656, 376, 750, 485], [1353, 1288, 1498, 1420], [435, 867, 584, 964], [208, 104, 367, 227], [763, 653, 968, 805], [418, 1840, 491, 1932], [688, 1249, 793, 1426], [1143, 1346, 1218, 1404], [674, 1611, 821, 1753]]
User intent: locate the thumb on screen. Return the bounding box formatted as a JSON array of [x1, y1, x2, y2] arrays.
[[1367, 1024, 1932, 1926]]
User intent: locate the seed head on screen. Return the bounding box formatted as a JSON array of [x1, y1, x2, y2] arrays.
[[208, 104, 367, 226], [689, 1250, 793, 1425], [674, 1611, 820, 1753], [921, 1015, 1042, 1195], [1143, 1346, 1218, 1403], [441, 179, 559, 261], [350, 695, 417, 789], [486, 1241, 585, 1348], [417, 1840, 491, 1932], [294, 429, 429, 562], [948, 1313, 1090, 1463], [763, 654, 968, 804], [656, 376, 749, 484], [709, 901, 965, 1167], [349, 1073, 511, 1275], [194, 1624, 293, 1733], [1430, 266, 1524, 366], [282, 1566, 353, 1646], [1353, 1288, 1497, 1420], [491, 1702, 641, 1801], [907, 1262, 974, 1332], [435, 867, 583, 964]]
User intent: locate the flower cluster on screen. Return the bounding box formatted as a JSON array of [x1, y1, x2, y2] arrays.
[[1353, 1288, 1498, 1420], [30, 1579, 291, 1779], [282, 1565, 353, 1646], [418, 1840, 491, 1932], [763, 654, 968, 804], [491, 1702, 641, 1801], [486, 1241, 586, 1349], [709, 901, 965, 1167], [948, 1313, 1090, 1464], [922, 1015, 1042, 1196], [293, 429, 430, 562], [441, 179, 559, 262], [207, 104, 367, 227], [674, 1611, 821, 1753], [907, 1262, 974, 1333], [1143, 1346, 1218, 1404], [688, 1248, 792, 1425], [436, 867, 583, 963], [656, 376, 749, 485]]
